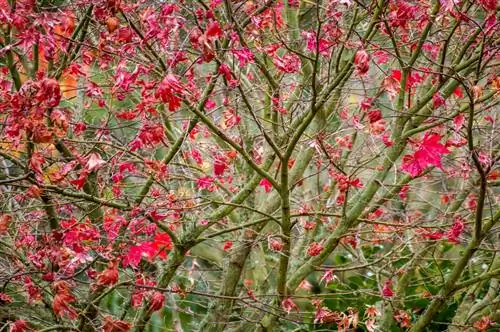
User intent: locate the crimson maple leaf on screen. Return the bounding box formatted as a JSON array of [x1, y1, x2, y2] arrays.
[[213, 155, 228, 176], [259, 178, 273, 193], [401, 133, 450, 177]]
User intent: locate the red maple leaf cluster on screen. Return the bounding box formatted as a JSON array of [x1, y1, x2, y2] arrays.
[[401, 133, 450, 177]]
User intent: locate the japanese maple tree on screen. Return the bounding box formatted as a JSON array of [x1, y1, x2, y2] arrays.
[[0, 0, 498, 331]]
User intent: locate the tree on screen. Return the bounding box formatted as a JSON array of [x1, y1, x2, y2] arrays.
[[0, 0, 498, 331]]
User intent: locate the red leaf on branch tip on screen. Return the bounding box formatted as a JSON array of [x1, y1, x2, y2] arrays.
[[478, 0, 496, 11], [148, 292, 165, 312], [320, 269, 337, 285], [314, 307, 341, 324], [421, 230, 445, 240], [70, 170, 89, 190], [453, 87, 464, 98], [103, 316, 131, 332], [118, 162, 136, 173], [223, 109, 241, 128], [374, 50, 390, 64], [268, 237, 284, 252], [152, 233, 173, 258], [232, 48, 254, 68], [447, 217, 465, 243], [116, 110, 137, 120], [433, 93, 446, 109], [259, 178, 273, 192], [37, 78, 61, 108], [123, 233, 172, 267], [97, 261, 119, 287], [453, 114, 465, 131], [23, 277, 41, 303], [190, 149, 204, 165], [204, 99, 216, 110], [206, 20, 222, 40], [156, 75, 183, 112], [0, 292, 12, 303], [29, 153, 45, 174], [273, 53, 301, 73], [382, 280, 394, 297], [213, 155, 228, 176], [473, 316, 493, 332], [73, 122, 87, 136], [394, 310, 411, 328], [302, 31, 332, 56], [401, 133, 450, 176], [281, 298, 299, 314], [368, 109, 382, 123], [0, 214, 12, 234], [123, 243, 156, 268], [400, 154, 422, 177], [218, 64, 233, 81], [10, 320, 29, 332], [86, 153, 106, 172], [52, 281, 77, 319], [365, 305, 378, 318], [223, 240, 233, 251], [414, 133, 450, 167], [307, 242, 323, 256], [137, 123, 165, 147], [354, 49, 370, 75], [197, 176, 214, 190]]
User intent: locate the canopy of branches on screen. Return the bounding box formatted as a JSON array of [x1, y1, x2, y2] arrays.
[[0, 0, 498, 331]]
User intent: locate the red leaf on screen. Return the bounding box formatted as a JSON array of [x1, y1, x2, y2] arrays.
[[37, 78, 61, 108], [213, 155, 228, 176], [382, 280, 394, 297], [148, 292, 165, 312], [307, 242, 323, 256], [401, 133, 450, 177], [259, 178, 273, 193], [268, 237, 284, 252], [368, 109, 382, 123], [103, 316, 131, 332], [473, 316, 493, 332], [10, 320, 29, 332], [223, 240, 233, 251], [152, 233, 173, 258], [354, 49, 370, 75], [123, 242, 156, 268], [224, 109, 241, 128], [0, 214, 12, 234], [0, 292, 13, 304], [401, 154, 422, 177], [414, 133, 450, 168], [156, 75, 184, 112], [432, 93, 446, 109], [29, 153, 45, 174], [273, 53, 301, 74], [97, 261, 119, 287], [206, 20, 222, 40], [197, 176, 214, 190], [52, 281, 77, 319], [453, 87, 464, 98], [232, 48, 254, 67], [281, 298, 299, 314]]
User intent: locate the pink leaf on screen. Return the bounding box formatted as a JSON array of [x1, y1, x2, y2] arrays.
[[259, 178, 273, 193]]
